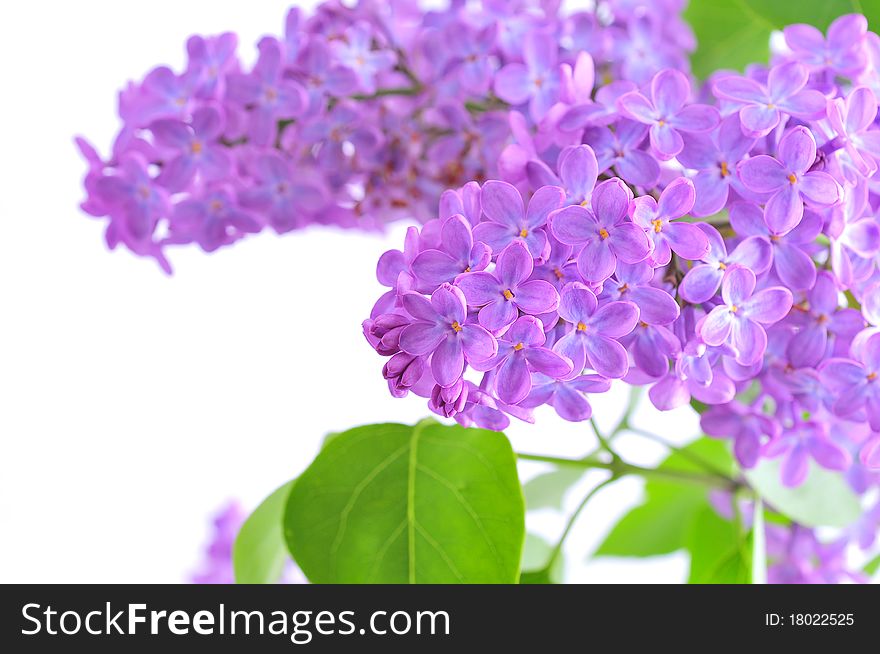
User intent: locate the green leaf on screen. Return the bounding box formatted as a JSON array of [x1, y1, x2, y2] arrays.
[[651, 437, 734, 481], [284, 419, 525, 583], [686, 507, 752, 584], [689, 398, 709, 415], [523, 467, 584, 511], [595, 483, 707, 557], [863, 553, 880, 577], [595, 437, 734, 558], [519, 568, 555, 584], [233, 480, 294, 584], [320, 431, 342, 449], [519, 533, 564, 584], [685, 0, 878, 79], [745, 459, 861, 528]]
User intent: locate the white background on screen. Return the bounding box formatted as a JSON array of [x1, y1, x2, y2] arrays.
[[0, 0, 701, 583]]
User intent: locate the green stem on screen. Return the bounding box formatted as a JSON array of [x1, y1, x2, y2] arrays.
[[590, 417, 620, 462], [543, 475, 618, 573], [625, 426, 731, 478], [351, 85, 422, 100], [515, 452, 740, 490]]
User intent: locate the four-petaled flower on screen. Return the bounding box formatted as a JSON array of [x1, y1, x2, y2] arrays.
[[550, 178, 651, 282], [821, 330, 880, 431], [826, 86, 880, 177], [150, 106, 231, 192], [582, 120, 661, 187], [520, 374, 611, 422], [700, 266, 793, 365], [226, 37, 308, 146], [493, 31, 561, 121], [702, 403, 780, 469], [632, 177, 709, 265], [474, 182, 564, 258], [678, 114, 759, 217], [713, 62, 827, 137], [472, 316, 573, 404], [617, 69, 720, 159], [455, 241, 560, 332], [738, 126, 842, 234], [411, 215, 492, 288], [786, 271, 865, 368], [552, 282, 640, 379], [762, 421, 852, 487], [784, 14, 869, 77], [398, 283, 498, 387]]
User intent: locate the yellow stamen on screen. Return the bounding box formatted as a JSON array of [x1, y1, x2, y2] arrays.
[[264, 87, 278, 102], [464, 266, 471, 273], [451, 321, 463, 333], [720, 161, 729, 178], [209, 199, 223, 212], [502, 289, 514, 300], [599, 228, 610, 240], [639, 321, 650, 328], [729, 304, 739, 313], [618, 283, 629, 293], [658, 119, 666, 126], [817, 314, 829, 325], [576, 321, 588, 332], [868, 371, 878, 381], [651, 218, 663, 233], [787, 173, 797, 184], [513, 343, 524, 351], [554, 267, 564, 280], [718, 261, 727, 270], [766, 103, 775, 109], [770, 234, 781, 242], [519, 228, 528, 238], [191, 141, 203, 155]]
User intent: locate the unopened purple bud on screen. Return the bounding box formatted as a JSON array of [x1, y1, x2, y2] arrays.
[[369, 313, 410, 355], [429, 379, 469, 418], [383, 352, 425, 397]]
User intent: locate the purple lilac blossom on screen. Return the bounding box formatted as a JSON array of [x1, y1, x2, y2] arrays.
[[190, 501, 304, 584], [78, 1, 695, 272], [79, 3, 880, 566], [617, 69, 720, 159], [366, 18, 880, 504]]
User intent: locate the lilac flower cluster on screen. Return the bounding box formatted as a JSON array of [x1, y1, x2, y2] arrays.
[[190, 501, 304, 584], [365, 13, 880, 500], [76, 0, 694, 272], [190, 502, 246, 584]]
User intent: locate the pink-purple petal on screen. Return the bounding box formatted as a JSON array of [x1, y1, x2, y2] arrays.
[[742, 287, 793, 324], [664, 222, 710, 260], [400, 322, 446, 355], [589, 300, 640, 337], [764, 185, 803, 234], [584, 334, 629, 378], [737, 155, 787, 193], [480, 180, 524, 228], [431, 336, 465, 387], [722, 266, 756, 306]]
